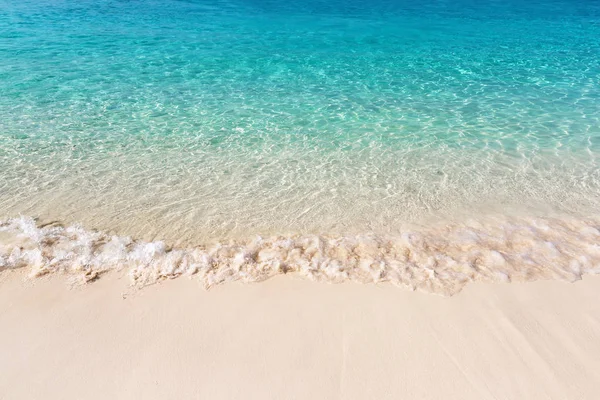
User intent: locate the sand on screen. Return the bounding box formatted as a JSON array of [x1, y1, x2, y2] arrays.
[[1, 271, 599, 400]]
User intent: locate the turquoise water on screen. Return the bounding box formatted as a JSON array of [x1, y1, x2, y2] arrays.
[[1, 0, 600, 292]]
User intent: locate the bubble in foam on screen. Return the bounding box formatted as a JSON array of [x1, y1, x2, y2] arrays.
[[1, 215, 600, 296]]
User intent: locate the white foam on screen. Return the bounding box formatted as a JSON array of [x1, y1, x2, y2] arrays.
[[1, 215, 600, 295]]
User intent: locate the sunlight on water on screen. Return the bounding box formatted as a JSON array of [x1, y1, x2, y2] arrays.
[[1, 0, 600, 291]]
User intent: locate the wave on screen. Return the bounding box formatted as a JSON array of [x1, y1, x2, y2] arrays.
[[1, 215, 600, 295]]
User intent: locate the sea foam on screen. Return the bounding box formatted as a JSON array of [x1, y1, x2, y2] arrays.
[[1, 215, 600, 295]]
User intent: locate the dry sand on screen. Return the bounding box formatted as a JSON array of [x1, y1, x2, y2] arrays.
[[1, 270, 599, 400]]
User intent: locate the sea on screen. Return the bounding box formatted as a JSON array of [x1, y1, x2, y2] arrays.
[[1, 0, 600, 294]]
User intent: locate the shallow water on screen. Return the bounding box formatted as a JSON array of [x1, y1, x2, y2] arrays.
[[1, 0, 600, 292]]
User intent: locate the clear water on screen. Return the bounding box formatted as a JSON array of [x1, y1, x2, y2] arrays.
[[1, 0, 600, 292]]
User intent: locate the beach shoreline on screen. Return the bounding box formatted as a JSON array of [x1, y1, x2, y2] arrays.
[[3, 214, 600, 297], [2, 0, 600, 398], [1, 269, 599, 399]]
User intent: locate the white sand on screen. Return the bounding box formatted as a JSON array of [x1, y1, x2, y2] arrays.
[[1, 271, 599, 399]]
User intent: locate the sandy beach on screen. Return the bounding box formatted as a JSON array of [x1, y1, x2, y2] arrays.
[[1, 271, 599, 399], [2, 1, 600, 399]]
